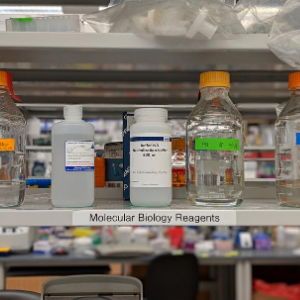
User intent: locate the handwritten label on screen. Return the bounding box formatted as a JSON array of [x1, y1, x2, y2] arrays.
[[0, 139, 15, 151], [195, 138, 239, 151]]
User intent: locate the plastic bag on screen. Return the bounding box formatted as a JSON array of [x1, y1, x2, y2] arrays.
[[83, 0, 245, 39], [268, 0, 300, 69], [254, 279, 300, 300], [234, 0, 287, 33]]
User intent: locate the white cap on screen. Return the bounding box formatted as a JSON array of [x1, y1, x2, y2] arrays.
[[64, 105, 83, 120], [134, 108, 168, 122]]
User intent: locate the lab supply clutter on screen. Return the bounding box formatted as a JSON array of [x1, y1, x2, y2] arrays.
[[6, 15, 81, 32], [0, 71, 26, 208], [130, 108, 172, 207], [186, 71, 245, 207], [123, 112, 135, 200], [83, 0, 245, 39], [276, 72, 300, 207], [51, 105, 95, 208], [172, 138, 186, 188], [104, 142, 123, 188], [95, 157, 105, 188]]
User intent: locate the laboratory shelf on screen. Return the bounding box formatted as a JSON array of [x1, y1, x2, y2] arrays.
[[244, 146, 275, 151], [26, 146, 52, 151], [244, 158, 274, 161], [0, 33, 283, 67], [0, 183, 298, 227], [26, 145, 275, 152]]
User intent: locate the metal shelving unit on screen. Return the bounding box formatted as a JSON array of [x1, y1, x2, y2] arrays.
[[0, 32, 288, 227]]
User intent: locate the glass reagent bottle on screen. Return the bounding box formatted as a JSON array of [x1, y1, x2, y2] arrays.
[[0, 71, 26, 208], [276, 72, 300, 207], [186, 71, 244, 206], [52, 105, 95, 208], [130, 108, 172, 207]]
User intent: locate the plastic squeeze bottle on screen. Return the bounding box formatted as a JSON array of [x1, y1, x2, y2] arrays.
[[51, 105, 95, 207]]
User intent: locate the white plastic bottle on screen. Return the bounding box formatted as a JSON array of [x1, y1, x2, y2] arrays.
[[51, 106, 95, 207], [130, 108, 172, 207]]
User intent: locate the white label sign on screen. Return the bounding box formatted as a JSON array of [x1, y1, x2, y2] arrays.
[[130, 137, 172, 188], [65, 140, 94, 172], [73, 210, 237, 226]]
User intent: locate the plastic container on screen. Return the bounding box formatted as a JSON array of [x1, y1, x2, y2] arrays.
[[0, 71, 26, 208], [130, 108, 172, 207], [186, 71, 245, 207], [6, 15, 80, 32], [275, 72, 300, 207], [51, 105, 95, 208], [172, 138, 186, 188]]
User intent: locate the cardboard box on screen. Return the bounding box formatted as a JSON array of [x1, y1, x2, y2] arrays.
[[253, 292, 287, 300]]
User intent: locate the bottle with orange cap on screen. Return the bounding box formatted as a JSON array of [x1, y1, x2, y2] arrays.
[[276, 72, 300, 207], [186, 71, 244, 207], [0, 71, 26, 208]]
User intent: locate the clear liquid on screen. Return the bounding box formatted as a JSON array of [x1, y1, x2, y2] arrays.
[[277, 180, 300, 207], [275, 115, 300, 206], [0, 180, 26, 208], [0, 89, 27, 208], [188, 149, 243, 206]]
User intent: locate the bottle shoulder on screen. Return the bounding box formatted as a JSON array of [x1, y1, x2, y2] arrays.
[[277, 96, 300, 121], [130, 122, 171, 136], [0, 94, 26, 126], [52, 120, 94, 133], [188, 97, 242, 124]]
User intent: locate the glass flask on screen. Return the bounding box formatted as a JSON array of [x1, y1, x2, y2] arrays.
[[186, 71, 244, 206], [0, 71, 26, 208], [276, 72, 300, 207]]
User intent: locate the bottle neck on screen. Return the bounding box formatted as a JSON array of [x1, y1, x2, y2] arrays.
[[200, 86, 229, 100], [135, 117, 167, 123], [291, 88, 300, 96], [0, 86, 10, 95], [64, 116, 83, 122]]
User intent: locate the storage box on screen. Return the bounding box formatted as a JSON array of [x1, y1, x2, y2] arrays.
[[104, 142, 123, 188], [123, 112, 135, 200], [253, 292, 286, 300]]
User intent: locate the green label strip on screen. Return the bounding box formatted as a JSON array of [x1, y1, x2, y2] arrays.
[[12, 18, 32, 23], [195, 138, 240, 151]]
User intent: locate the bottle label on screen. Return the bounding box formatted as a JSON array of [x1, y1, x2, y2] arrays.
[[195, 138, 240, 151], [0, 139, 15, 151], [130, 137, 172, 188], [65, 140, 95, 172]]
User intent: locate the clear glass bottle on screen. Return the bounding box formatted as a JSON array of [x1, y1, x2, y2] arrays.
[[186, 71, 244, 206], [0, 71, 26, 208], [172, 138, 186, 188], [276, 72, 300, 207]]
